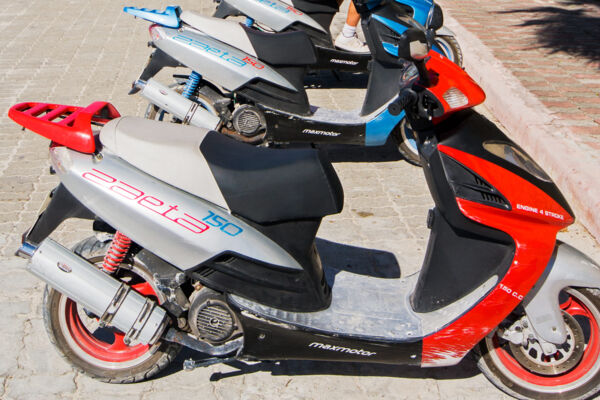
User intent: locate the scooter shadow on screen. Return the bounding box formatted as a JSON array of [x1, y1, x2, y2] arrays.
[[316, 237, 401, 278], [304, 71, 369, 89], [158, 348, 480, 382], [322, 138, 405, 164]]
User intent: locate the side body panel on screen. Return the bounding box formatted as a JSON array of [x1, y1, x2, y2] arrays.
[[152, 26, 296, 91], [49, 147, 302, 271], [218, 0, 326, 33], [418, 111, 573, 366], [238, 311, 423, 364]]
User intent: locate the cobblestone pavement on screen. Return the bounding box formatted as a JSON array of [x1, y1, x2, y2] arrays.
[[0, 1, 599, 399], [438, 0, 600, 140]]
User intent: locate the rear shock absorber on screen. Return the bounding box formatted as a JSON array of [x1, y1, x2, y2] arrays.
[[182, 71, 201, 99], [102, 231, 132, 274]]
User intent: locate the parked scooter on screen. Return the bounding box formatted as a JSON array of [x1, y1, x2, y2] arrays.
[[211, 0, 463, 70], [10, 22, 600, 399], [125, 4, 443, 164]]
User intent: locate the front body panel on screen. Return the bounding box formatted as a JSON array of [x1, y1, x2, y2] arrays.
[[152, 25, 295, 91], [50, 147, 302, 271], [218, 0, 327, 33], [417, 110, 574, 366]]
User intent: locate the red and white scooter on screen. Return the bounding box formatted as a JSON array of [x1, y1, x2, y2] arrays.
[[9, 26, 600, 400]]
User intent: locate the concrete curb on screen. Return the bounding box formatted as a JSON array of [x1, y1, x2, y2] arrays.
[[441, 12, 600, 243]]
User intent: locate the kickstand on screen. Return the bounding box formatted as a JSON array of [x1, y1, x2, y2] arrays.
[[183, 355, 238, 371]]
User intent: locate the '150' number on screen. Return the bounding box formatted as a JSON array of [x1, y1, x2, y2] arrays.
[[202, 211, 243, 237]]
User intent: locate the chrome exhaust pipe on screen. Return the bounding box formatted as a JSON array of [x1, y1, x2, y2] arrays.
[[135, 78, 221, 130], [26, 239, 168, 345]]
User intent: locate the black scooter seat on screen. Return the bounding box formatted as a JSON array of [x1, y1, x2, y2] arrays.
[[242, 25, 318, 66], [200, 131, 344, 223]]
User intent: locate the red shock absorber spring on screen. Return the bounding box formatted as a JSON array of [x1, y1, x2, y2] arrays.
[[102, 231, 132, 273]]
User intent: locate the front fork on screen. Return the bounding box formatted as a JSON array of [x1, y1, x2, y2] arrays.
[[522, 241, 600, 345]]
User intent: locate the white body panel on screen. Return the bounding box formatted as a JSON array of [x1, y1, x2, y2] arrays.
[[153, 25, 295, 91], [100, 117, 228, 209], [49, 146, 302, 271], [221, 0, 326, 33], [180, 11, 258, 57]]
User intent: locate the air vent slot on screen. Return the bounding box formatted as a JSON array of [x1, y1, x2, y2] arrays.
[[441, 153, 511, 210]]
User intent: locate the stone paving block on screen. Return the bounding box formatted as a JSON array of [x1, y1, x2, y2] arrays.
[[5, 374, 76, 400]]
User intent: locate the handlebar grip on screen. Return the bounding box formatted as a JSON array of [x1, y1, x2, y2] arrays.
[[388, 90, 417, 116]]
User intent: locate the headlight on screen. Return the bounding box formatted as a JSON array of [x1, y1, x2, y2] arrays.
[[483, 141, 552, 182]]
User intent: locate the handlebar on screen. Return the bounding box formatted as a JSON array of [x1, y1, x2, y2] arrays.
[[388, 89, 418, 116]]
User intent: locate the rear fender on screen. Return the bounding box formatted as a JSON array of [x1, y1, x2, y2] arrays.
[[524, 241, 600, 344]]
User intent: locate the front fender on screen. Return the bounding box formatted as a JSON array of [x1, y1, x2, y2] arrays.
[[524, 241, 600, 344], [435, 26, 455, 37]]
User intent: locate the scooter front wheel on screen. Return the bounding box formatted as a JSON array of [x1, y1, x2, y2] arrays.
[[434, 35, 463, 67], [42, 237, 180, 383], [477, 288, 600, 399], [394, 119, 422, 167]]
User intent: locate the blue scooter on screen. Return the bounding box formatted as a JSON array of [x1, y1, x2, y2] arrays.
[[125, 4, 453, 162]]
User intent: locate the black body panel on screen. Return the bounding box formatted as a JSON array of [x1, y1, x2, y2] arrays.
[[291, 0, 338, 14], [242, 26, 317, 66], [238, 66, 311, 115], [25, 184, 95, 245], [311, 46, 370, 72], [434, 110, 573, 217], [193, 218, 332, 312], [238, 312, 423, 364], [264, 108, 366, 145], [412, 207, 514, 312], [360, 60, 405, 116], [200, 131, 344, 224], [411, 111, 517, 313]]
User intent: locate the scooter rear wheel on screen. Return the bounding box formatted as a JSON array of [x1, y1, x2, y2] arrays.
[[476, 288, 600, 399], [42, 236, 180, 383]]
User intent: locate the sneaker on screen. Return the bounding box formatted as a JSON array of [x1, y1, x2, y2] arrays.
[[334, 32, 370, 53]]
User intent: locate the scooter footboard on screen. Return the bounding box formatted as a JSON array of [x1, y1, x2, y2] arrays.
[[524, 241, 600, 344]]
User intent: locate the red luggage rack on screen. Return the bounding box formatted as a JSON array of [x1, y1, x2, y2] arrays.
[[8, 102, 121, 153]]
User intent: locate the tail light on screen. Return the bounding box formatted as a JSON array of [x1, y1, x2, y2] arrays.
[[148, 24, 166, 42]]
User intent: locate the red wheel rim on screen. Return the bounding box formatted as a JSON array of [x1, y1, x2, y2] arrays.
[[493, 292, 600, 387], [63, 281, 157, 363]]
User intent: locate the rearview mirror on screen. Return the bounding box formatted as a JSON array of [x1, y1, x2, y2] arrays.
[[404, 28, 430, 61]]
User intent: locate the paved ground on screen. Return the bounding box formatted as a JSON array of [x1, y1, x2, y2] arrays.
[[0, 1, 599, 399]]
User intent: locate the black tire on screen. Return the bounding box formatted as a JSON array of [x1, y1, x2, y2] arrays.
[[434, 35, 463, 67], [394, 119, 422, 167], [42, 236, 181, 383], [476, 288, 600, 400]]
